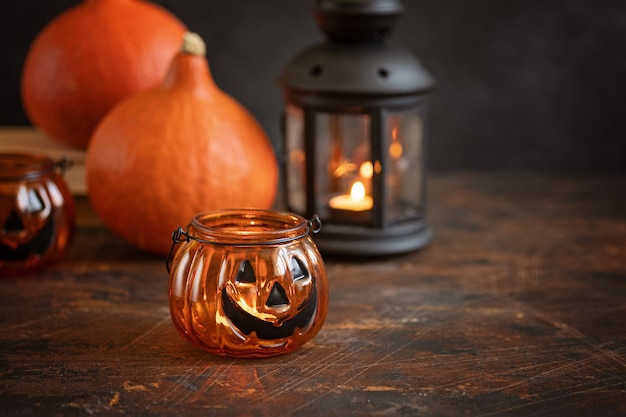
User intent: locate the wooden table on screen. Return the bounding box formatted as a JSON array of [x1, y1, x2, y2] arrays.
[[1, 175, 625, 416]]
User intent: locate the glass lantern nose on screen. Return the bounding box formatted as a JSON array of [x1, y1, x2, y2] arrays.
[[266, 282, 290, 307]]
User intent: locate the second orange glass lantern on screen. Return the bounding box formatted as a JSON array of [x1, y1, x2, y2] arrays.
[[0, 153, 75, 276], [280, 0, 435, 256]]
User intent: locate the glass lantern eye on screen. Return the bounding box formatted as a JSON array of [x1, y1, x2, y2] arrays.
[[235, 260, 257, 284], [3, 211, 24, 233], [26, 190, 45, 213], [290, 257, 309, 281]]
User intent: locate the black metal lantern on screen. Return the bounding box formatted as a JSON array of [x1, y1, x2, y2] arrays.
[[279, 0, 434, 256]]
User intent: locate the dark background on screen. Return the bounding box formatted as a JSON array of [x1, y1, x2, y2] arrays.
[[1, 0, 625, 173]]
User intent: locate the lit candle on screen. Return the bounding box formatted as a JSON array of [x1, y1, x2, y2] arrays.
[[328, 181, 373, 212]]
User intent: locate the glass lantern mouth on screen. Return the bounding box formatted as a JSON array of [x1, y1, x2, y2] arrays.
[[0, 153, 55, 182], [189, 209, 312, 246]]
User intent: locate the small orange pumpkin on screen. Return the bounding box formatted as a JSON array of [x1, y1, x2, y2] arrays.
[[86, 33, 279, 255], [21, 0, 187, 148]]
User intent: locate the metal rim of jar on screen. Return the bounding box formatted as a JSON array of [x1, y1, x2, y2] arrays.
[[0, 152, 71, 182]]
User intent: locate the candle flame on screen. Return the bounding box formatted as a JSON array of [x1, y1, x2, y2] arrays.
[[390, 142, 403, 159], [390, 124, 403, 159], [350, 181, 366, 201], [359, 161, 373, 179]]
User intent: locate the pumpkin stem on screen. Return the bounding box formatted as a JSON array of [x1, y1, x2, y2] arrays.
[[181, 32, 206, 57]]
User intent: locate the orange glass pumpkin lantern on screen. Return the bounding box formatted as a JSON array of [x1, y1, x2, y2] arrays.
[[167, 209, 328, 358], [0, 153, 75, 276]]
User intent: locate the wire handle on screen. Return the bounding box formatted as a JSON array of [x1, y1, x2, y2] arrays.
[[55, 157, 73, 176], [309, 214, 322, 234], [166, 227, 188, 273]]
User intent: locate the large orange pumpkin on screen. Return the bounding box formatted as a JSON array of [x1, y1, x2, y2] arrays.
[[21, 0, 187, 149], [86, 33, 279, 255]]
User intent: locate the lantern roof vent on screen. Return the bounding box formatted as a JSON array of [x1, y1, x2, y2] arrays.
[[313, 0, 403, 43]]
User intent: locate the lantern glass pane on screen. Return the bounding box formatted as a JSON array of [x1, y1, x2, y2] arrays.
[[285, 105, 306, 214], [384, 109, 425, 224], [316, 112, 373, 224]]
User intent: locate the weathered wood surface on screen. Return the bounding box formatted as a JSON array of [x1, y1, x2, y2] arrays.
[[1, 175, 625, 416]]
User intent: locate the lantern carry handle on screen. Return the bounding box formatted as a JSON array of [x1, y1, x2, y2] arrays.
[[166, 215, 322, 273], [54, 157, 73, 176]]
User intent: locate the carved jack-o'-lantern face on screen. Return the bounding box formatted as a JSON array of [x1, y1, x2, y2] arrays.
[[0, 185, 55, 261], [0, 153, 75, 275], [222, 256, 317, 340], [167, 209, 329, 357]]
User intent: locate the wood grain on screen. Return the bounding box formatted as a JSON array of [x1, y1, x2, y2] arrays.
[[1, 175, 625, 416]]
